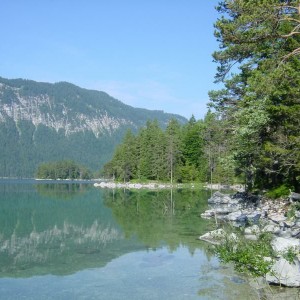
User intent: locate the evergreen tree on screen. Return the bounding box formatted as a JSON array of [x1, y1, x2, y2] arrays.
[[165, 119, 182, 183], [210, 0, 300, 191]]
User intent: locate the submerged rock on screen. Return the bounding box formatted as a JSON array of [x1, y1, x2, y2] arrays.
[[198, 229, 226, 245], [198, 229, 237, 245]]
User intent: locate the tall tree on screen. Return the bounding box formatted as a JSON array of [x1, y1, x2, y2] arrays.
[[165, 119, 182, 183], [210, 0, 300, 191]]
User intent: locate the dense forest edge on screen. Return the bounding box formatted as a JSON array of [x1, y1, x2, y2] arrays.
[[101, 115, 236, 186], [101, 0, 300, 196]]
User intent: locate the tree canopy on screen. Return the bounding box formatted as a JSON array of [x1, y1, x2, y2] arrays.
[[36, 160, 92, 180], [105, 1, 300, 192], [209, 0, 300, 192], [102, 116, 235, 185]]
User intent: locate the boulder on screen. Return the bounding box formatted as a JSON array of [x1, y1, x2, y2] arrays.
[[291, 228, 300, 238], [246, 212, 261, 224], [289, 191, 300, 202], [198, 229, 237, 245], [236, 214, 248, 223], [262, 224, 281, 235], [214, 205, 239, 214], [225, 211, 243, 221], [284, 220, 295, 228], [278, 228, 293, 239], [198, 229, 226, 245], [268, 214, 287, 224], [266, 258, 300, 287], [244, 225, 260, 235], [207, 192, 231, 204], [244, 234, 258, 241], [271, 237, 299, 253]]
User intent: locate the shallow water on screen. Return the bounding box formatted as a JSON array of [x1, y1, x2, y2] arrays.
[[0, 180, 258, 299]]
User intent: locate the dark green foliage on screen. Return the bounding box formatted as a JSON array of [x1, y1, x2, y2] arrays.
[[103, 120, 171, 181], [0, 77, 186, 178], [181, 116, 203, 168], [265, 184, 291, 199], [209, 0, 300, 192], [102, 116, 234, 184], [36, 160, 92, 179]]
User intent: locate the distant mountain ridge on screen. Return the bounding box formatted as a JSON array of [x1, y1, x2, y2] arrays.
[[0, 77, 187, 177]]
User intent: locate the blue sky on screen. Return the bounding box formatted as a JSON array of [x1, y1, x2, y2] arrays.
[[0, 0, 220, 120]]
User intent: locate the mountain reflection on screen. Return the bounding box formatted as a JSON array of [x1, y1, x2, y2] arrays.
[[0, 182, 145, 277], [0, 182, 213, 278], [0, 221, 121, 266]]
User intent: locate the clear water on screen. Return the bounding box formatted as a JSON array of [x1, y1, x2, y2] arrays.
[[0, 180, 257, 299]]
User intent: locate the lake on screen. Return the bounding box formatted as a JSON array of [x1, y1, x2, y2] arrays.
[[0, 180, 257, 299]]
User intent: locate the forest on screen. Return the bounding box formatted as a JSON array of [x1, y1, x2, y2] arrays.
[[102, 114, 234, 185], [0, 77, 185, 178], [36, 160, 92, 180], [103, 0, 300, 194]]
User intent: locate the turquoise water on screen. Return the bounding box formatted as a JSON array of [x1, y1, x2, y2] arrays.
[[0, 180, 256, 299]]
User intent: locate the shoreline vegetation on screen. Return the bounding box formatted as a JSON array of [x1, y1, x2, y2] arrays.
[[199, 190, 300, 293]]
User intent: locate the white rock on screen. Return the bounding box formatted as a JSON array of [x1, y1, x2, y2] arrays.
[[244, 234, 258, 241], [207, 192, 231, 204], [226, 210, 242, 221], [284, 221, 296, 228], [269, 214, 287, 224], [266, 258, 300, 287], [200, 210, 215, 219], [244, 225, 260, 235], [271, 237, 299, 253], [198, 229, 226, 245], [262, 224, 281, 235]]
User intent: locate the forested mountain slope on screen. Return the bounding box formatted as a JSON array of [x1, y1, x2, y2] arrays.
[[0, 77, 186, 177]]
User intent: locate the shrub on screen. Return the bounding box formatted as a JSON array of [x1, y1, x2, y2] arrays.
[[265, 184, 290, 199], [214, 231, 275, 277]]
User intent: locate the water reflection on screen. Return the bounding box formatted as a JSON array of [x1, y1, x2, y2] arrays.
[[35, 183, 88, 199], [1, 221, 121, 265], [0, 184, 216, 277], [103, 188, 213, 254], [0, 182, 264, 299], [0, 182, 145, 277]]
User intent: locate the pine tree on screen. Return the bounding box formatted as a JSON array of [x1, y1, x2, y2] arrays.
[[210, 0, 300, 191]]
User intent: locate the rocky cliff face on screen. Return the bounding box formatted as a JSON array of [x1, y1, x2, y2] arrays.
[[0, 82, 132, 137], [0, 77, 186, 177]]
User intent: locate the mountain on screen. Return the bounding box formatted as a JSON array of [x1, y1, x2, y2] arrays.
[[0, 77, 187, 177]]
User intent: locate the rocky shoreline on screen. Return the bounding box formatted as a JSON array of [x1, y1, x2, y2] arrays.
[[199, 191, 300, 287], [94, 181, 174, 189], [94, 181, 246, 191]]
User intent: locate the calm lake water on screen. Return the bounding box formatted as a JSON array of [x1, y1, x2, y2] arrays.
[[0, 180, 258, 299]]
